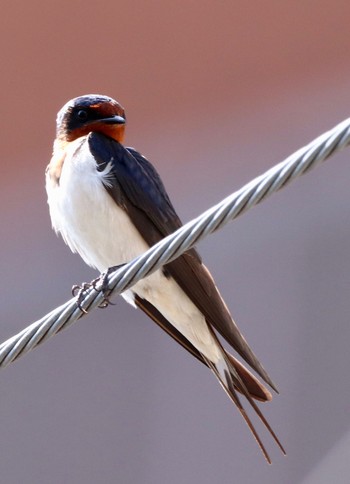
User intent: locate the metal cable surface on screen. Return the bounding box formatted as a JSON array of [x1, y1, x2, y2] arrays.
[[0, 117, 349, 368]]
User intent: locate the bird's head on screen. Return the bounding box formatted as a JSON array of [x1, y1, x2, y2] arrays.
[[56, 94, 126, 143]]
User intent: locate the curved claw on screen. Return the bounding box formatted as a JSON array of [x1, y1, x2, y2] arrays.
[[71, 282, 92, 313]]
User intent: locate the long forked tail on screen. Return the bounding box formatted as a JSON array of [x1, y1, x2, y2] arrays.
[[202, 346, 286, 464], [133, 293, 284, 460]]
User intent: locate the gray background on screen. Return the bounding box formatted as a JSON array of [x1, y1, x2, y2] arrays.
[[0, 2, 349, 483]]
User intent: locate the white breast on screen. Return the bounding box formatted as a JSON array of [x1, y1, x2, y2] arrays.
[[46, 137, 149, 272]]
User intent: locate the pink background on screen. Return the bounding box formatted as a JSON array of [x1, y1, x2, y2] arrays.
[[0, 2, 350, 483]]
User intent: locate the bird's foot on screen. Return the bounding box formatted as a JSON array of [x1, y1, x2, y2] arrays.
[[72, 275, 114, 312], [72, 265, 126, 312], [92, 264, 127, 308]]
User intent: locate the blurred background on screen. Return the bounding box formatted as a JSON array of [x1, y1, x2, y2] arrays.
[[0, 1, 349, 483]]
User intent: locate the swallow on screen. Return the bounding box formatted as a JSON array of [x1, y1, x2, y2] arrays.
[[46, 94, 285, 462]]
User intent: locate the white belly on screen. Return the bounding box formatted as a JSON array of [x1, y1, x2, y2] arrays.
[[46, 137, 221, 362]]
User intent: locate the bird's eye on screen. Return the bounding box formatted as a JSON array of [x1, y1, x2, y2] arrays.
[[76, 109, 88, 121]]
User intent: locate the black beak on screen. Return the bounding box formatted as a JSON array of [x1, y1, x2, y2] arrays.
[[101, 115, 126, 125]]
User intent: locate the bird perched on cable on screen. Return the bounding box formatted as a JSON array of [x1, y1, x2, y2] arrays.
[[46, 94, 285, 462]]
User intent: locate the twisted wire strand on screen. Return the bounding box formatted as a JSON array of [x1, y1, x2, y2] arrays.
[[1, 117, 349, 369]]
